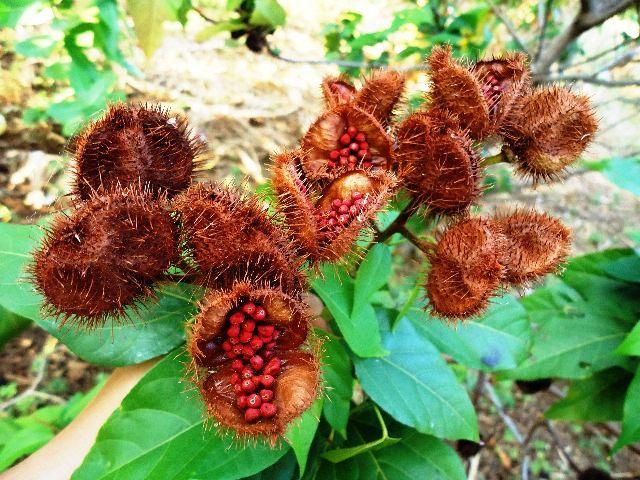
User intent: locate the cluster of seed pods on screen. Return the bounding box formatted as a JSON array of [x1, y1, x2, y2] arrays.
[[327, 126, 371, 169]]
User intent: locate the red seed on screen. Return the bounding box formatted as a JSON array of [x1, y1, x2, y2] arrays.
[[264, 358, 282, 376], [338, 205, 349, 214], [226, 351, 237, 359], [242, 319, 256, 332], [338, 214, 349, 224], [359, 141, 369, 150], [257, 325, 275, 337], [253, 307, 266, 320], [242, 345, 255, 358], [252, 375, 262, 387], [355, 132, 366, 142], [241, 367, 254, 379], [229, 312, 245, 325], [349, 205, 358, 214], [237, 395, 248, 409], [247, 393, 262, 408], [231, 359, 244, 371], [241, 379, 256, 393], [229, 337, 239, 345], [357, 149, 368, 158], [272, 329, 281, 340], [250, 355, 264, 371], [328, 217, 338, 227], [260, 402, 277, 418], [245, 408, 261, 423], [266, 341, 276, 350], [348, 155, 357, 164], [232, 345, 243, 356], [240, 331, 253, 344], [230, 373, 240, 384], [261, 374, 275, 387], [340, 133, 351, 145], [221, 341, 232, 352], [347, 126, 358, 136], [250, 337, 263, 351], [233, 384, 243, 395], [329, 150, 340, 160], [331, 199, 342, 208], [339, 156, 348, 166], [340, 148, 350, 156], [260, 389, 274, 402], [227, 325, 240, 338], [352, 191, 363, 200], [349, 142, 359, 151], [327, 161, 337, 168], [242, 303, 256, 315]]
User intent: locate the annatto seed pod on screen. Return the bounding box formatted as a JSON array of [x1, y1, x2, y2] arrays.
[[426, 217, 506, 319], [30, 185, 177, 326], [427, 45, 530, 140], [321, 70, 405, 128], [503, 87, 598, 181], [173, 182, 305, 294], [188, 283, 319, 441], [71, 103, 206, 199], [493, 210, 571, 285], [272, 151, 396, 264], [300, 104, 394, 180], [395, 110, 480, 214]]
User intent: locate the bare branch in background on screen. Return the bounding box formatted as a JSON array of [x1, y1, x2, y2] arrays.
[[559, 36, 640, 71], [535, 0, 554, 62], [486, 0, 534, 56], [538, 74, 640, 86]]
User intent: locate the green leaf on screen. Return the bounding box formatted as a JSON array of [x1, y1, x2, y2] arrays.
[[353, 244, 391, 316], [127, 0, 174, 56], [286, 398, 323, 477], [617, 322, 640, 356], [312, 265, 386, 358], [0, 423, 54, 471], [319, 332, 352, 436], [72, 351, 287, 479], [250, 0, 286, 28], [195, 20, 245, 42], [0, 305, 31, 347], [614, 365, 640, 452], [14, 35, 58, 58], [0, 222, 201, 367], [603, 157, 640, 195], [353, 315, 478, 440], [546, 368, 631, 422], [417, 295, 530, 372]]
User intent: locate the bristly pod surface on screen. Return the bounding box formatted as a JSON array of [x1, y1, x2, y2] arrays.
[[300, 104, 394, 180], [427, 45, 530, 140], [272, 150, 396, 264], [503, 87, 598, 182], [188, 282, 320, 441], [493, 209, 571, 285], [396, 110, 481, 214], [426, 217, 507, 319], [172, 182, 306, 295], [70, 103, 206, 199], [30, 185, 177, 327]]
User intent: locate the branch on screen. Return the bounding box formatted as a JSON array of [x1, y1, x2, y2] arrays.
[[533, 0, 636, 75], [486, 0, 533, 56], [373, 197, 424, 244], [559, 35, 640, 71], [534, 0, 554, 62], [537, 73, 640, 87]]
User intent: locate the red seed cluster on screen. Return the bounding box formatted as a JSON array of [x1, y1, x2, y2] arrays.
[[317, 191, 368, 231], [198, 301, 283, 423], [481, 73, 503, 113], [327, 126, 371, 170]]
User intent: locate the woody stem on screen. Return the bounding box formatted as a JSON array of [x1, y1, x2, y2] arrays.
[[373, 196, 423, 243]]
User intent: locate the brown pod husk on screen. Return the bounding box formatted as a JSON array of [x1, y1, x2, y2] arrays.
[[395, 110, 480, 214], [30, 185, 177, 326], [426, 217, 506, 319], [321, 75, 357, 107], [504, 87, 598, 181], [272, 151, 397, 264], [300, 104, 394, 180], [173, 182, 305, 294], [71, 103, 206, 199], [493, 210, 571, 285], [354, 70, 406, 128], [427, 45, 530, 140]]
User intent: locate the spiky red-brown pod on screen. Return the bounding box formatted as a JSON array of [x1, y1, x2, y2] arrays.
[[30, 185, 177, 326], [321, 70, 405, 128], [426, 217, 506, 319], [272, 151, 397, 264], [427, 45, 530, 140], [70, 103, 206, 199], [188, 283, 320, 441], [503, 87, 598, 181], [173, 182, 306, 294], [493, 210, 571, 285], [396, 110, 480, 214], [300, 105, 394, 180]]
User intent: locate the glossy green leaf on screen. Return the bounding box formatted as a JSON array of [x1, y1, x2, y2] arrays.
[[614, 365, 640, 453], [546, 368, 631, 422], [0, 222, 201, 367], [286, 398, 323, 477], [319, 332, 353, 436], [312, 265, 385, 357], [417, 295, 530, 372], [72, 351, 287, 480], [354, 315, 478, 440], [617, 322, 640, 356], [353, 244, 391, 316], [250, 0, 286, 27]]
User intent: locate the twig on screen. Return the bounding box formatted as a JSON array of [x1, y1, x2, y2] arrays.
[[534, 0, 554, 63], [559, 35, 640, 72], [544, 420, 582, 473], [537, 74, 640, 87], [374, 197, 423, 244], [483, 381, 525, 445], [192, 5, 219, 24], [486, 0, 533, 56], [472, 371, 486, 406], [398, 225, 432, 255], [467, 453, 481, 480]]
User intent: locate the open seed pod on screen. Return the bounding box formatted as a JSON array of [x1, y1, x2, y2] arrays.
[[30, 185, 177, 326], [71, 103, 206, 199], [173, 182, 305, 294], [396, 110, 480, 214], [321, 70, 405, 128], [493, 210, 571, 285], [427, 45, 530, 140], [426, 217, 507, 319], [503, 87, 598, 182], [300, 104, 394, 180], [272, 151, 397, 264], [188, 283, 319, 441]]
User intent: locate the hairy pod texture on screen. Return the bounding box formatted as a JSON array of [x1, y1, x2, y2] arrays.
[[396, 110, 481, 214], [272, 151, 397, 264], [71, 103, 206, 199], [30, 185, 177, 326], [189, 283, 319, 441], [427, 45, 530, 140], [504, 87, 598, 181], [172, 182, 306, 294]]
